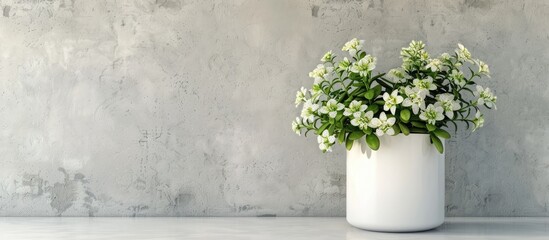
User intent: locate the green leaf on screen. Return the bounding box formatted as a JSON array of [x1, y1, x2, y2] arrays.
[[411, 121, 426, 128], [372, 85, 382, 97], [316, 122, 330, 135], [343, 97, 354, 105], [335, 112, 343, 121], [366, 104, 379, 113], [329, 123, 335, 134], [364, 89, 375, 100], [374, 100, 385, 105], [348, 131, 365, 141], [426, 124, 436, 132], [392, 124, 401, 135], [399, 122, 410, 135], [337, 130, 346, 144], [433, 129, 451, 139], [354, 90, 366, 97], [361, 77, 369, 88], [374, 78, 393, 89], [400, 109, 411, 123], [430, 134, 444, 154], [349, 72, 362, 80], [365, 134, 380, 150], [370, 73, 385, 81], [359, 51, 366, 59], [345, 137, 354, 150], [335, 120, 343, 129], [409, 114, 421, 121]]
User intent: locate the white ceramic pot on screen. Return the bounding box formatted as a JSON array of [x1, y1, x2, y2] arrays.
[[346, 134, 444, 232]]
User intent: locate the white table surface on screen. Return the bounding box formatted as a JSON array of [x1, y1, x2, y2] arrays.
[[0, 217, 547, 239]]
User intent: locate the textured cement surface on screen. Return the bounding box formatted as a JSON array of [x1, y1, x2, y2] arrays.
[[0, 0, 547, 216]]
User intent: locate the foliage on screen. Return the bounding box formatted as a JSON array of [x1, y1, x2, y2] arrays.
[[292, 39, 497, 153]]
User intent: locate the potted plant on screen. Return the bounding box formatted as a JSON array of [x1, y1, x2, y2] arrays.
[[292, 39, 496, 232]]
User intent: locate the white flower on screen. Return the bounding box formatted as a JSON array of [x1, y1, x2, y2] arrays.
[[344, 100, 368, 116], [456, 43, 473, 63], [440, 53, 451, 61], [370, 112, 396, 136], [350, 111, 375, 131], [425, 58, 443, 72], [342, 38, 365, 56], [435, 93, 460, 119], [321, 51, 334, 62], [292, 117, 303, 136], [350, 55, 376, 77], [319, 99, 345, 118], [387, 68, 407, 83], [402, 86, 427, 114], [410, 40, 425, 50], [300, 100, 319, 123], [295, 87, 307, 107], [317, 130, 336, 152], [413, 77, 437, 92], [308, 64, 333, 82], [309, 84, 322, 100], [450, 70, 466, 87], [472, 111, 484, 132], [419, 104, 444, 125], [337, 57, 351, 72], [382, 90, 404, 115], [475, 85, 497, 109], [475, 59, 490, 77], [400, 40, 429, 71], [401, 40, 426, 57]]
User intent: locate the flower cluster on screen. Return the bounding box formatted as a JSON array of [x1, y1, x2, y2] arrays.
[[293, 39, 497, 153]]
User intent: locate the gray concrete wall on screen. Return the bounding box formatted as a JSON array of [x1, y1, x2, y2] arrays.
[[0, 0, 546, 216]]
